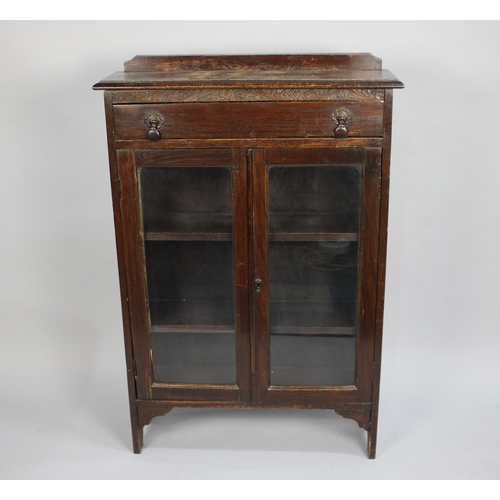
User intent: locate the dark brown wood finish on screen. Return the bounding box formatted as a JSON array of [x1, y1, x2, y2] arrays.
[[123, 53, 384, 72], [134, 148, 234, 167], [116, 149, 153, 402], [232, 148, 252, 403], [250, 149, 270, 404], [356, 148, 382, 402], [113, 101, 384, 140], [94, 54, 403, 457], [119, 148, 251, 404], [368, 89, 395, 458], [103, 93, 144, 453], [252, 148, 381, 406], [115, 138, 384, 150], [93, 70, 403, 90]]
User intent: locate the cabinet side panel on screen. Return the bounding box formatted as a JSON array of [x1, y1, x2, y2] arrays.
[[104, 93, 142, 450], [369, 89, 394, 458]]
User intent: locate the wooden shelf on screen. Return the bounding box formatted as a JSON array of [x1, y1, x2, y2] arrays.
[[150, 324, 354, 336], [145, 232, 232, 241], [148, 298, 355, 336], [144, 213, 233, 241], [146, 232, 357, 242], [270, 325, 355, 336], [143, 212, 359, 242], [151, 324, 234, 334]]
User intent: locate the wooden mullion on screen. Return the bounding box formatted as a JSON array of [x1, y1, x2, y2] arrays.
[[251, 149, 271, 404]]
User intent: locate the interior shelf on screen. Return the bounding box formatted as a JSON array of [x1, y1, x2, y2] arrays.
[[151, 324, 354, 336], [143, 212, 359, 241], [270, 325, 355, 336], [151, 324, 234, 334], [148, 298, 356, 336], [270, 213, 359, 241], [144, 213, 233, 241]]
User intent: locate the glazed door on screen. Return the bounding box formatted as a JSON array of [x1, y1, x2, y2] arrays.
[[252, 148, 382, 405], [117, 149, 251, 402]]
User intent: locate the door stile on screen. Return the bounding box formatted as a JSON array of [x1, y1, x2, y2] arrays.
[[231, 149, 252, 402], [251, 148, 271, 404], [117, 149, 153, 400], [355, 148, 382, 401], [247, 149, 258, 404]]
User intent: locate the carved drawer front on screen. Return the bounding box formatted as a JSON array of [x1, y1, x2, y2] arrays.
[[112, 101, 384, 141]]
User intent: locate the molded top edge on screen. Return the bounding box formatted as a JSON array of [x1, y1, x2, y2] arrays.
[[93, 68, 404, 91], [123, 53, 383, 72]]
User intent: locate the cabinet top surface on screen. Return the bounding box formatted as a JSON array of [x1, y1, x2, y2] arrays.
[[93, 54, 404, 90]]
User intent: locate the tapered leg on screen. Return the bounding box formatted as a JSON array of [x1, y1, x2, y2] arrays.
[[130, 404, 144, 454], [132, 423, 144, 454], [367, 425, 377, 459]]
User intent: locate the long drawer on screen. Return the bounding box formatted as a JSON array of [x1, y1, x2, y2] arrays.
[[113, 101, 384, 141]]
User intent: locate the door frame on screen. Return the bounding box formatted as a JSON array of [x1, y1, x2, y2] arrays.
[[116, 148, 252, 402], [251, 147, 382, 406]]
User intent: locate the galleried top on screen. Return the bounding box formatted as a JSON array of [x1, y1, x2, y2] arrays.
[[93, 54, 404, 90]]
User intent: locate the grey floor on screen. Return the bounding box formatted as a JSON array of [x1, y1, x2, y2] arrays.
[[1, 300, 498, 480]]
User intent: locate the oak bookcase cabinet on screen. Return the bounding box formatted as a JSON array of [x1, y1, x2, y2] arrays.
[[93, 54, 403, 458]]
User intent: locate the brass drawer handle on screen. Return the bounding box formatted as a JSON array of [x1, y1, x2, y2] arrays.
[[332, 107, 353, 138], [144, 111, 165, 142]]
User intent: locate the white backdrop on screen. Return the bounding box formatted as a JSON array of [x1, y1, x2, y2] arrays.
[[1, 21, 499, 479]]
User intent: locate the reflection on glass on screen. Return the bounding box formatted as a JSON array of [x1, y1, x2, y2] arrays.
[[139, 167, 236, 384], [269, 166, 361, 386]]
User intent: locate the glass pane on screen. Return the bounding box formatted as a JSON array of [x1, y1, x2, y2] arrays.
[[269, 165, 361, 386], [139, 167, 236, 384]]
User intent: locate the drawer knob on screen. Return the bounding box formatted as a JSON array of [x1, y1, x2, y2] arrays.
[[332, 107, 353, 138], [144, 111, 165, 142]]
